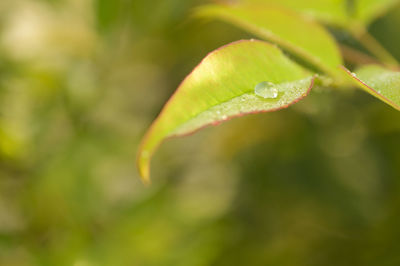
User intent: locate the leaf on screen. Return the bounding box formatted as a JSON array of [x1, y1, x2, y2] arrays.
[[235, 0, 400, 27], [197, 4, 343, 78], [137, 40, 315, 183], [342, 65, 400, 110], [235, 0, 350, 27], [356, 0, 400, 26]]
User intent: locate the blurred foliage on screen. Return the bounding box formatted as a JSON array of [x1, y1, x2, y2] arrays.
[[0, 0, 400, 265]]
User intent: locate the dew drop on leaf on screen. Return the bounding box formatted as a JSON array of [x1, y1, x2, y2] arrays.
[[254, 81, 278, 99]]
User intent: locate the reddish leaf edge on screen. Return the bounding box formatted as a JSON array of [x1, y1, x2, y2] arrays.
[[137, 39, 316, 185], [340, 65, 400, 111]]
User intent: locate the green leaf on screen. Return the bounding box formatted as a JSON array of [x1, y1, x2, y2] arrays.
[[235, 0, 349, 26], [197, 4, 343, 78], [356, 0, 400, 26], [137, 40, 314, 183], [235, 0, 400, 27], [342, 65, 400, 110]]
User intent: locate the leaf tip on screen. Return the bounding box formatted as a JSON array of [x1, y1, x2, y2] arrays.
[[136, 149, 152, 186]]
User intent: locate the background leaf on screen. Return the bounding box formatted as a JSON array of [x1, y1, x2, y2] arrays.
[[235, 0, 350, 26], [356, 0, 400, 26], [234, 0, 400, 28], [137, 40, 314, 182], [197, 4, 343, 78], [343, 65, 400, 110]]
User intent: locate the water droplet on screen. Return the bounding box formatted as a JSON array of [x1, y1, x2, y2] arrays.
[[254, 81, 278, 99], [351, 72, 357, 77], [221, 115, 228, 120]]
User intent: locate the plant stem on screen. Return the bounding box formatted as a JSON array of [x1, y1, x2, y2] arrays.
[[351, 26, 399, 68]]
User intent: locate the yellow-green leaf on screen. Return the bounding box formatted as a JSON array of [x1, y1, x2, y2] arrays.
[[235, 0, 400, 27], [356, 0, 400, 26], [236, 0, 349, 26], [197, 4, 343, 78], [343, 65, 400, 110], [137, 40, 314, 183]]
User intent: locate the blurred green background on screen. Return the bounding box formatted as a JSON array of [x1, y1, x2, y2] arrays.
[[1, 0, 400, 265]]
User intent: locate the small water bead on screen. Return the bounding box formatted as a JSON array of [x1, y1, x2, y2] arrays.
[[254, 81, 278, 99]]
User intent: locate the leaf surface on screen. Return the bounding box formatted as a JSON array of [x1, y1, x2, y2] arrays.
[[197, 4, 343, 77], [235, 0, 400, 27], [343, 65, 400, 110], [137, 40, 314, 183], [356, 0, 400, 25], [236, 0, 349, 26]]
